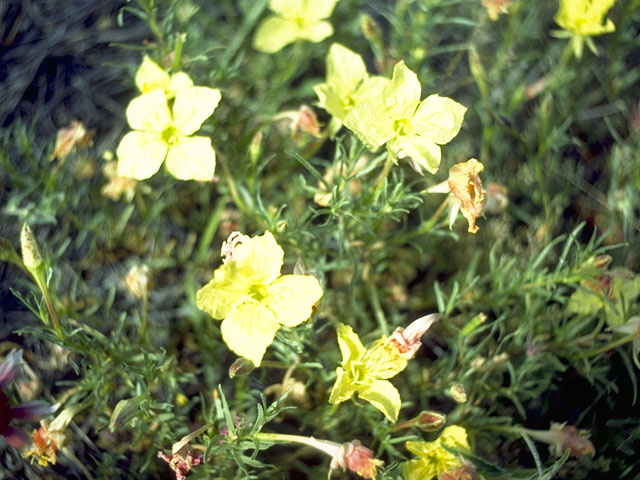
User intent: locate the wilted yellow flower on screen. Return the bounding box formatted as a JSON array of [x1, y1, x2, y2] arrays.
[[343, 61, 466, 175], [196, 231, 323, 366], [482, 0, 512, 21], [314, 43, 389, 134], [403, 426, 471, 480], [253, 0, 339, 53], [50, 120, 94, 161], [554, 0, 617, 58], [329, 324, 407, 422], [427, 159, 486, 233], [116, 86, 220, 181]]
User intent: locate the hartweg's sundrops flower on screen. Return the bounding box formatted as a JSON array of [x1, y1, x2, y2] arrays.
[[329, 316, 437, 421], [116, 84, 221, 181], [427, 159, 486, 234], [196, 231, 323, 366], [314, 43, 390, 135], [403, 425, 471, 480], [554, 0, 617, 58], [253, 0, 339, 53], [343, 61, 466, 175]]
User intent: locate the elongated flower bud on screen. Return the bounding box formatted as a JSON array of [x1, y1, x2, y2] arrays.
[[21, 224, 43, 271]]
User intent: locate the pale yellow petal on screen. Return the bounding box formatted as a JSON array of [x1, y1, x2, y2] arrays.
[[383, 61, 421, 119], [264, 274, 323, 327], [299, 0, 338, 22], [328, 367, 357, 404], [135, 56, 170, 94], [196, 264, 251, 320], [299, 20, 333, 43], [165, 136, 216, 181], [336, 323, 366, 365], [270, 0, 305, 18], [253, 16, 300, 53], [326, 43, 367, 96], [221, 300, 281, 366], [358, 379, 401, 422], [343, 97, 395, 150], [233, 231, 284, 285], [116, 131, 167, 180], [411, 94, 466, 144], [168, 72, 194, 97], [387, 135, 441, 174], [126, 89, 172, 133], [172, 87, 221, 136]]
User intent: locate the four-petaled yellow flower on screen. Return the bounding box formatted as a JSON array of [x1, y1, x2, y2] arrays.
[[427, 159, 486, 234], [253, 0, 339, 53], [329, 324, 408, 422], [403, 425, 471, 480], [116, 84, 221, 181], [554, 0, 617, 58], [196, 231, 323, 367], [343, 61, 466, 175], [314, 43, 389, 136]]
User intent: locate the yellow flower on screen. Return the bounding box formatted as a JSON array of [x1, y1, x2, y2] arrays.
[[427, 159, 486, 234], [135, 55, 194, 98], [554, 0, 617, 58], [329, 324, 407, 422], [314, 43, 389, 134], [116, 86, 221, 181], [403, 426, 471, 480], [253, 0, 339, 53], [343, 61, 466, 175], [196, 231, 323, 366]]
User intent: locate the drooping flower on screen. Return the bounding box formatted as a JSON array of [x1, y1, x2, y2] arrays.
[[554, 0, 617, 58], [255, 432, 382, 479], [116, 85, 221, 181], [24, 405, 83, 466], [329, 324, 407, 422], [388, 314, 439, 360], [343, 61, 466, 175], [1, 350, 57, 449], [403, 426, 471, 480], [158, 446, 204, 480], [196, 231, 323, 366], [135, 55, 194, 98], [253, 0, 339, 53], [427, 159, 486, 234], [314, 43, 390, 135], [522, 422, 596, 458]]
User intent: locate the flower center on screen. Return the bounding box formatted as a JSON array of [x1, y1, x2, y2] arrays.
[[161, 126, 179, 145], [0, 391, 12, 433], [393, 118, 410, 136], [248, 284, 268, 301]]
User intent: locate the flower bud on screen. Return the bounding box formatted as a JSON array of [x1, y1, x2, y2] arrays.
[[228, 358, 255, 378], [449, 383, 468, 403], [415, 410, 447, 432], [21, 224, 43, 271], [360, 14, 382, 43]]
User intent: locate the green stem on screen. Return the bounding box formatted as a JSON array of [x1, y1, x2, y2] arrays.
[[373, 152, 394, 189], [584, 333, 637, 358], [365, 277, 388, 335]]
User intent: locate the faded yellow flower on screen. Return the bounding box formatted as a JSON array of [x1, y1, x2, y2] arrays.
[[427, 159, 485, 234]]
